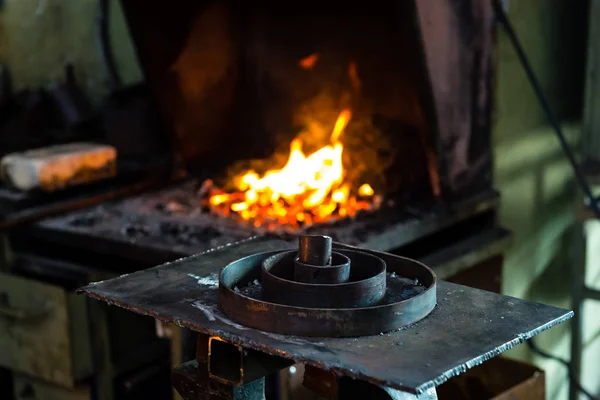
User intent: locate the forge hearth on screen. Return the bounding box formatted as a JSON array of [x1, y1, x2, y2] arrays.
[[16, 178, 499, 266], [5, 0, 497, 269], [117, 0, 494, 235]]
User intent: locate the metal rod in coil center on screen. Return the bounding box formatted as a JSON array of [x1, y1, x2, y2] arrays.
[[295, 235, 349, 284], [298, 235, 332, 266]]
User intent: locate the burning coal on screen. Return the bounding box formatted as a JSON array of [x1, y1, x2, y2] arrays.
[[203, 109, 382, 230]]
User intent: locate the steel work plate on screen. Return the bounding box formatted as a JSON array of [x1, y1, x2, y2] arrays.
[[78, 236, 572, 394]]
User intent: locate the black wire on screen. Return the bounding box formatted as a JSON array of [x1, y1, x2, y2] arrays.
[[492, 0, 600, 220], [527, 340, 599, 400], [98, 0, 122, 90]]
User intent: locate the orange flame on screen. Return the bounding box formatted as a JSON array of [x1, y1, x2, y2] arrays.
[[206, 110, 380, 229]]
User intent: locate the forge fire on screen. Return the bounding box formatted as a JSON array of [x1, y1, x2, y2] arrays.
[[203, 109, 382, 230]]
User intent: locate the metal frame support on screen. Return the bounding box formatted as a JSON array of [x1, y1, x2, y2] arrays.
[[173, 335, 438, 400], [569, 220, 586, 400], [173, 334, 292, 400], [207, 337, 293, 386], [172, 360, 266, 400]]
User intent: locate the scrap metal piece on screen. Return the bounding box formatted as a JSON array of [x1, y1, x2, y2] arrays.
[[0, 143, 117, 192], [260, 249, 388, 310], [77, 237, 573, 395]]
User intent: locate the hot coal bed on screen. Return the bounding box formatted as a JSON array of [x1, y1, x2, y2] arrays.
[[15, 180, 500, 267]]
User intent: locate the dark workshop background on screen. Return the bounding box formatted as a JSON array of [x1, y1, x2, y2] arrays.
[[0, 0, 595, 399]]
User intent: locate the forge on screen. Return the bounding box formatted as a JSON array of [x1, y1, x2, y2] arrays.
[[110, 0, 491, 235], [12, 0, 498, 269]]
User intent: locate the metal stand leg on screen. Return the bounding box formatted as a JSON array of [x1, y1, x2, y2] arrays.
[[172, 334, 292, 400], [569, 221, 586, 400], [173, 350, 438, 400], [172, 361, 266, 400]]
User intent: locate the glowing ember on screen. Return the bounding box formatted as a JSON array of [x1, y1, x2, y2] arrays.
[[299, 53, 319, 69], [358, 184, 374, 197], [205, 110, 381, 230]]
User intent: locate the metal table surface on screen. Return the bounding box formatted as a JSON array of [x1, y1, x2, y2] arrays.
[[78, 236, 572, 395]]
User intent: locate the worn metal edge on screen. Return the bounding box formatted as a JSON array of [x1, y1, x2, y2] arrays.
[[412, 310, 574, 394]]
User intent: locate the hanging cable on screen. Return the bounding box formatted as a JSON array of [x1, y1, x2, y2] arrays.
[[98, 0, 122, 90], [492, 0, 600, 219]]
